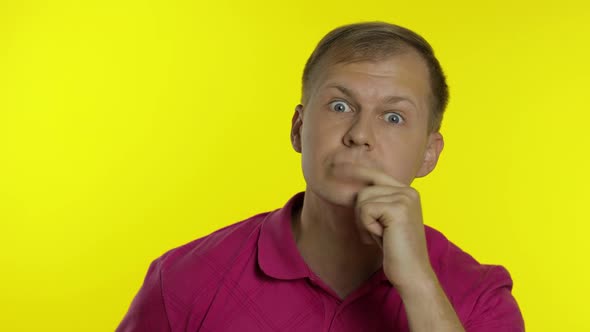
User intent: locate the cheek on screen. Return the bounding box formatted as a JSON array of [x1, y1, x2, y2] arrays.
[[379, 135, 427, 181], [300, 114, 343, 170], [301, 112, 337, 150]]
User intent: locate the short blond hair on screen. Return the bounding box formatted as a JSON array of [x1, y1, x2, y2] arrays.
[[302, 22, 449, 133]]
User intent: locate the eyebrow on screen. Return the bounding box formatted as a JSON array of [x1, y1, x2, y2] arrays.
[[326, 84, 417, 110]]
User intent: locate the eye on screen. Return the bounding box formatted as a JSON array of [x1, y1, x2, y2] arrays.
[[329, 101, 351, 113], [384, 112, 404, 125]]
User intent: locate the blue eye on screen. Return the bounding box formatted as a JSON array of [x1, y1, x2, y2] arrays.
[[384, 112, 404, 124], [329, 101, 351, 113]]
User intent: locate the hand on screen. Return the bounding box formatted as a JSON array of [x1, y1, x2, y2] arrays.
[[334, 164, 435, 289]]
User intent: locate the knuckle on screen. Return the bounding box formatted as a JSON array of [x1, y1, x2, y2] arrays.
[[397, 194, 412, 206], [356, 201, 371, 216], [396, 203, 409, 214], [359, 206, 373, 222], [404, 187, 420, 199], [358, 200, 371, 210]]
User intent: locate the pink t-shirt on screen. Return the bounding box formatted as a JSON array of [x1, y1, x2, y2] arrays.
[[117, 192, 524, 331]]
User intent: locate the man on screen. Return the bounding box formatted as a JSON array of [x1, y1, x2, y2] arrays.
[[117, 22, 524, 331]]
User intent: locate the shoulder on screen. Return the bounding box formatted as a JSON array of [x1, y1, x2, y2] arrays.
[[157, 211, 270, 272], [153, 212, 270, 302], [425, 226, 525, 331], [424, 226, 509, 292], [116, 212, 272, 331], [425, 226, 513, 300]]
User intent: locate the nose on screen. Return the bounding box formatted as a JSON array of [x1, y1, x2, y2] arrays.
[[342, 113, 374, 150]]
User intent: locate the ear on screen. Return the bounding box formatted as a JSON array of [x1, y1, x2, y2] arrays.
[[291, 104, 304, 153], [416, 132, 444, 178]]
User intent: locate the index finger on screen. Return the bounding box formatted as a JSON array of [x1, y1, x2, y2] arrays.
[[332, 163, 407, 188]]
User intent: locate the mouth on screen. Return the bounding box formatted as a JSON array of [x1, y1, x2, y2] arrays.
[[331, 160, 378, 172], [331, 158, 376, 168], [329, 162, 372, 185]]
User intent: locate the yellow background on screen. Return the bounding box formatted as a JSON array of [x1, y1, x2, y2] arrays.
[[1, 0, 588, 331]]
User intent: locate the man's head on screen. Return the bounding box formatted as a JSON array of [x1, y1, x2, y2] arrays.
[[301, 21, 448, 133], [291, 22, 448, 206]]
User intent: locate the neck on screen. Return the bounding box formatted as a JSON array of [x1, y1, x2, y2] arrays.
[[292, 189, 382, 299]]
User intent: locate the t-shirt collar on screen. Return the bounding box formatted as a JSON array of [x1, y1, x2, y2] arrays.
[[257, 192, 312, 280]]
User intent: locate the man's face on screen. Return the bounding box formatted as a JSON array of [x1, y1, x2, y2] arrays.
[[291, 51, 444, 207]]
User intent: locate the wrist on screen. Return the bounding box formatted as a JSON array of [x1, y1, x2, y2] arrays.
[[393, 268, 465, 332], [392, 267, 439, 297]]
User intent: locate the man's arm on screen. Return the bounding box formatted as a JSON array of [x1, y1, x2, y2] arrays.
[[340, 164, 464, 332], [397, 270, 465, 332], [395, 261, 525, 332]]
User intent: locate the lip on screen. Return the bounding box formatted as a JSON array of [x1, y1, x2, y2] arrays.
[[331, 160, 377, 170]]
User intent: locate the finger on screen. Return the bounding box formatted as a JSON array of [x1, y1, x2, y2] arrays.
[[355, 191, 411, 245], [357, 198, 409, 232], [355, 201, 384, 245], [356, 192, 397, 207], [371, 233, 383, 249], [357, 201, 391, 237], [356, 193, 400, 221], [332, 163, 406, 187], [355, 196, 393, 245], [356, 185, 403, 204]]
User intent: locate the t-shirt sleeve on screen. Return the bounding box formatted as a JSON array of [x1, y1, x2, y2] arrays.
[[463, 265, 525, 332], [115, 258, 172, 332]]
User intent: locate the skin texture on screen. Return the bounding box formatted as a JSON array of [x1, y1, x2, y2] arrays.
[[290, 50, 465, 332]]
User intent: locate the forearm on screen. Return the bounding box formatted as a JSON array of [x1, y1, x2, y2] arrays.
[[397, 271, 465, 332]]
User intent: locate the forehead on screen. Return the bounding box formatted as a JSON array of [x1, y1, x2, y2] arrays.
[[312, 52, 432, 106], [324, 51, 428, 84]]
